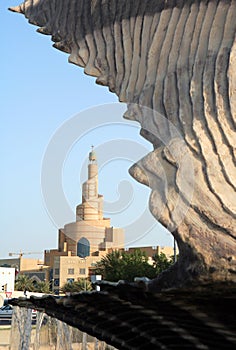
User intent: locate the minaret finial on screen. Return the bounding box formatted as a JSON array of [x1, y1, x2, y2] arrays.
[[89, 146, 97, 162]]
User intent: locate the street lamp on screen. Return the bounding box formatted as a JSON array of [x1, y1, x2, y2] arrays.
[[80, 256, 87, 291], [83, 257, 87, 291]]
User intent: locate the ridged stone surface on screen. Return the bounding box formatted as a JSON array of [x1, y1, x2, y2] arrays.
[[10, 0, 236, 288], [9, 283, 236, 349]]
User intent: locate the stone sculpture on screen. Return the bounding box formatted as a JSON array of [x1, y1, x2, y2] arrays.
[[10, 0, 236, 290], [10, 284, 236, 349]]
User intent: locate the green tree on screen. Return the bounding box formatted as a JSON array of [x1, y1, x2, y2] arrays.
[[60, 279, 92, 294], [95, 250, 124, 282], [15, 274, 35, 292], [95, 249, 157, 282], [34, 281, 51, 293], [121, 249, 157, 281], [153, 252, 173, 274]]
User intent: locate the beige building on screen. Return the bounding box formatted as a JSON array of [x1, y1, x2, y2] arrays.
[[0, 149, 176, 293], [0, 256, 44, 272], [0, 255, 49, 285], [45, 148, 125, 292]]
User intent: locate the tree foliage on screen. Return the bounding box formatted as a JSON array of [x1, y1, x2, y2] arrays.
[[152, 252, 173, 274], [95, 249, 173, 282], [15, 274, 52, 293], [15, 274, 35, 292], [34, 281, 51, 293], [60, 279, 92, 294]]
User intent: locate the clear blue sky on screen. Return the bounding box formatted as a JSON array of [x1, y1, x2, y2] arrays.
[[0, 2, 172, 259]]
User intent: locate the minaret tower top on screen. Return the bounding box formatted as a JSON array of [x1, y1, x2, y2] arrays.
[[76, 146, 102, 221], [89, 145, 97, 163], [88, 146, 98, 180]]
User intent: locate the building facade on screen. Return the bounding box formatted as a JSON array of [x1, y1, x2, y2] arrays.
[[0, 267, 15, 294], [45, 148, 125, 292], [0, 149, 177, 294], [0, 257, 44, 273]]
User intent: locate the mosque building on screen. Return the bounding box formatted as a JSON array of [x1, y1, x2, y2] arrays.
[[0, 148, 176, 293], [44, 147, 124, 292]]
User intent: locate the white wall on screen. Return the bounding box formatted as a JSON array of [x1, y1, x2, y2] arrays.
[[0, 267, 15, 293]]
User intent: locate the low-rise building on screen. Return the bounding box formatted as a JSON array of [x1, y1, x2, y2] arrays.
[[0, 255, 48, 284], [0, 267, 15, 295], [0, 256, 44, 273]]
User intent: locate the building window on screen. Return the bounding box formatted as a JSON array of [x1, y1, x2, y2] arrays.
[[54, 268, 59, 275], [67, 278, 74, 283], [79, 268, 86, 275], [77, 237, 90, 258], [68, 268, 74, 275]]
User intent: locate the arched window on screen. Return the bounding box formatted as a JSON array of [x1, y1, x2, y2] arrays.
[[77, 237, 90, 258]]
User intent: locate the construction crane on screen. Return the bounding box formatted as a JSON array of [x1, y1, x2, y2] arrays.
[[9, 251, 42, 258]]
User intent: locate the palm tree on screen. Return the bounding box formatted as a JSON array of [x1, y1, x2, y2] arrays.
[[15, 274, 35, 292], [95, 250, 124, 281], [34, 281, 51, 293], [60, 279, 92, 294], [74, 278, 92, 292]]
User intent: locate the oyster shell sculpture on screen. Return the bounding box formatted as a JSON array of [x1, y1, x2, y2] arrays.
[[10, 0, 236, 289]]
